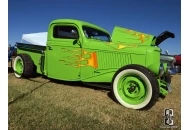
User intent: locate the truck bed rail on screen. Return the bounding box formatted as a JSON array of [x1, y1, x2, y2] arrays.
[[16, 42, 46, 53]]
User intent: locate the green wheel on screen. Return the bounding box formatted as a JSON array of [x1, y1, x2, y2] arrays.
[[13, 55, 24, 78], [13, 54, 34, 78], [112, 65, 159, 110]]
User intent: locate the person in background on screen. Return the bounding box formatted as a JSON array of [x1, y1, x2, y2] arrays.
[[8, 44, 16, 62]]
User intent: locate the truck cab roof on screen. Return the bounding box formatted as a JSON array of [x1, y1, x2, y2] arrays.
[[49, 19, 110, 35]]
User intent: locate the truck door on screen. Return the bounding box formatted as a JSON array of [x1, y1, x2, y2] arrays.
[[46, 23, 82, 81]]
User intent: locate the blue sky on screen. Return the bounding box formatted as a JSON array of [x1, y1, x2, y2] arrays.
[[8, 0, 181, 54]]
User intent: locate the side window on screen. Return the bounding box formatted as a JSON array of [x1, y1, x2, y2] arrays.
[[82, 26, 111, 42], [53, 25, 79, 39]]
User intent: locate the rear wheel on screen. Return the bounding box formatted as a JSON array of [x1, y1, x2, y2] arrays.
[[111, 65, 159, 110], [13, 54, 34, 78]]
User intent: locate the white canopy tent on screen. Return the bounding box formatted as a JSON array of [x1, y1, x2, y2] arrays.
[[21, 32, 48, 46]]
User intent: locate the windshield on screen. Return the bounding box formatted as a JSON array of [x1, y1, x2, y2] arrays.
[[82, 26, 111, 42]]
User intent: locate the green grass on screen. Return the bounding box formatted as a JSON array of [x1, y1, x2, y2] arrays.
[[8, 67, 181, 130]]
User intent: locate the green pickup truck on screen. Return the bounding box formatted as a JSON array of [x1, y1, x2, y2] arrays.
[[13, 19, 175, 110]]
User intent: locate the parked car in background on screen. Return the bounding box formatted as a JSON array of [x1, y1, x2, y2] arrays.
[[160, 50, 181, 74], [174, 54, 181, 73]]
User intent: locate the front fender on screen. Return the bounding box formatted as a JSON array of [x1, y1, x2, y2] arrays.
[[147, 63, 160, 75]]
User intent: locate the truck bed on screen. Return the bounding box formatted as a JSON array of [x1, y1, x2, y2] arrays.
[[16, 42, 46, 75]]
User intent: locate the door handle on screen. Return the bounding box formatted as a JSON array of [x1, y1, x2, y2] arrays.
[[47, 46, 52, 50]]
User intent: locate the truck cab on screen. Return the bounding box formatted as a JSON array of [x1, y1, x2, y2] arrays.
[[45, 19, 112, 81], [13, 19, 175, 110]]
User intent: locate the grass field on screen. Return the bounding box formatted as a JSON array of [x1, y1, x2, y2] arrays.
[[8, 64, 181, 130]]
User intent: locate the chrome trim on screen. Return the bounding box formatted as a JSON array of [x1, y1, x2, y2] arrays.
[[171, 58, 176, 69], [159, 63, 164, 78], [167, 83, 172, 93]]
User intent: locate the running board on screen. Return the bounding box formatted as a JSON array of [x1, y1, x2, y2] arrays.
[[83, 83, 111, 89]]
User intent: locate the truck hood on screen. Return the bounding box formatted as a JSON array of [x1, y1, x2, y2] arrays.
[[154, 31, 175, 46], [111, 26, 175, 46]]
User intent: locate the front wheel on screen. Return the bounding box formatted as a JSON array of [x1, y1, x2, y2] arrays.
[[111, 65, 159, 110]]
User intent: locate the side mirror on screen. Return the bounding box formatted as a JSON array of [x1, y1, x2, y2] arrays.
[[73, 39, 82, 48], [73, 39, 78, 45]]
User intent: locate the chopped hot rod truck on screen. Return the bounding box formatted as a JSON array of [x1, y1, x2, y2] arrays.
[[13, 19, 175, 110]]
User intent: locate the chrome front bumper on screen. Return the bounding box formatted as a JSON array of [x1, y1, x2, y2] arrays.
[[167, 83, 172, 93]]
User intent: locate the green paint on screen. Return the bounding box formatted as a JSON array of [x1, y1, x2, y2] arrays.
[[112, 26, 155, 46], [160, 87, 168, 96], [163, 63, 168, 73], [15, 19, 171, 96], [15, 58, 23, 76], [117, 75, 147, 105], [83, 54, 91, 59], [158, 79, 169, 96], [17, 49, 44, 74]]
